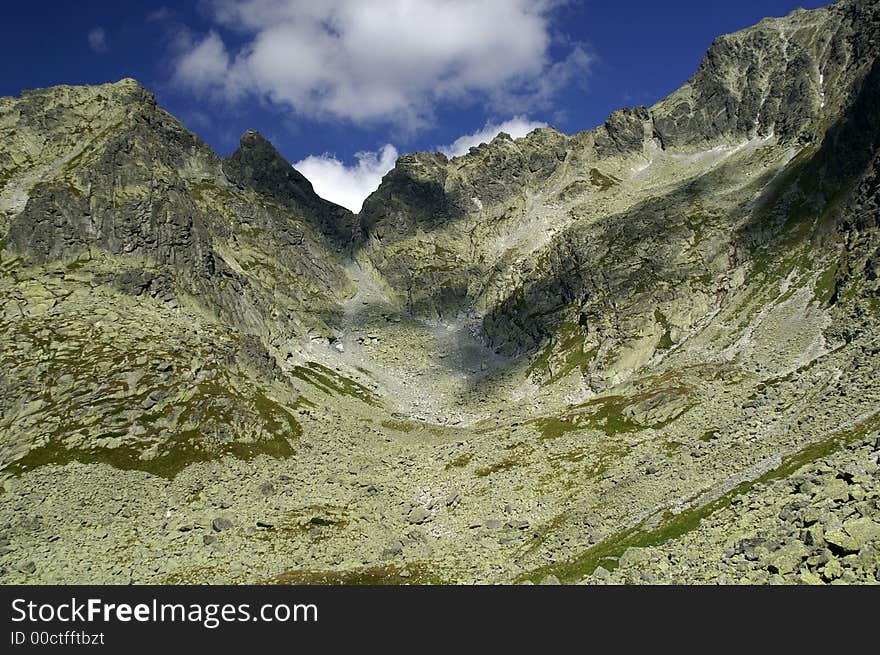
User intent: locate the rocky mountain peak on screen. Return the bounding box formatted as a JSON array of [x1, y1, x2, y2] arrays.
[[358, 151, 458, 241], [651, 0, 880, 148], [222, 129, 357, 248], [224, 128, 317, 200], [2, 1, 880, 587], [109, 77, 155, 102]]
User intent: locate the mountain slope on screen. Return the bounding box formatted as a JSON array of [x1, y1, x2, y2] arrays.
[[351, 0, 879, 401], [0, 79, 374, 484], [0, 0, 878, 585]]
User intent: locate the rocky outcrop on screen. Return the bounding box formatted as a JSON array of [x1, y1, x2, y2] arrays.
[[222, 130, 357, 249], [4, 79, 218, 277], [359, 151, 461, 241], [652, 0, 880, 147], [593, 107, 654, 157], [1, 0, 879, 588]]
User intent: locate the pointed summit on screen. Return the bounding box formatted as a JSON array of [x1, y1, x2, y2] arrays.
[[223, 130, 357, 249]]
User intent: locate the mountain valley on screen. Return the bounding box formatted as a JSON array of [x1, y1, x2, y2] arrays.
[[0, 0, 879, 585]]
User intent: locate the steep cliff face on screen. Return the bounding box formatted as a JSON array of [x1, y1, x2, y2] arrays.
[[652, 0, 880, 147], [6, 103, 218, 277], [815, 56, 880, 308], [223, 130, 358, 250]]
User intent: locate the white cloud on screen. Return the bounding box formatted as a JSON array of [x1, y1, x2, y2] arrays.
[[173, 31, 231, 90], [293, 115, 547, 212], [294, 145, 399, 213], [438, 116, 548, 158], [147, 7, 173, 22], [171, 0, 590, 127], [88, 27, 109, 54]]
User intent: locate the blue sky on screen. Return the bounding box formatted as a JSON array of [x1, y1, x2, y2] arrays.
[[1, 0, 828, 210]]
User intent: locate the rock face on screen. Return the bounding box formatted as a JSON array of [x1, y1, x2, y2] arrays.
[[653, 0, 880, 147], [5, 80, 216, 274], [223, 130, 358, 249], [0, 78, 356, 338], [355, 0, 880, 387], [0, 0, 879, 586]]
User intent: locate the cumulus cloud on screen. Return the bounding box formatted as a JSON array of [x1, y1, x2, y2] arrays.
[[174, 31, 231, 90], [438, 116, 548, 158], [171, 0, 590, 127], [294, 115, 547, 212], [88, 27, 109, 54], [294, 145, 399, 213]]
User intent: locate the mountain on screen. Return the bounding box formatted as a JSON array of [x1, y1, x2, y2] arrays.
[[0, 0, 878, 585]]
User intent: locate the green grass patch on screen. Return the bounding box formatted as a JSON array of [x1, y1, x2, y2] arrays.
[[2, 430, 295, 480], [589, 168, 620, 191], [262, 562, 445, 586], [533, 394, 645, 440], [518, 411, 880, 583], [813, 261, 839, 305], [189, 180, 240, 204], [292, 396, 317, 410], [654, 309, 674, 351], [533, 416, 581, 440], [381, 418, 417, 433], [292, 362, 379, 406], [699, 429, 719, 443], [252, 391, 302, 436], [445, 453, 473, 469], [475, 457, 519, 477], [528, 322, 597, 383]]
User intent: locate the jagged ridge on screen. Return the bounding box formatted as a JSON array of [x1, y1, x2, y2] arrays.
[[0, 0, 878, 586]]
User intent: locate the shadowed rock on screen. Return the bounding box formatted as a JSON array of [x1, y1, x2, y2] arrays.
[[222, 129, 357, 250]]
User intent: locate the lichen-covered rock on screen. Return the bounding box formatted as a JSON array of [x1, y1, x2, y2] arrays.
[[0, 0, 879, 587], [652, 0, 880, 147], [222, 130, 357, 249]]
